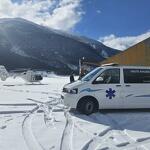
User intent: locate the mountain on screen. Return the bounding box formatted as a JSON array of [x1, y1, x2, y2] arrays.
[[0, 18, 120, 74]]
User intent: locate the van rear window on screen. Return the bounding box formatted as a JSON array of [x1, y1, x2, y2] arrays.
[[123, 69, 150, 83]]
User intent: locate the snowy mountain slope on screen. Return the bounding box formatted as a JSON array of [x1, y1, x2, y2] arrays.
[[0, 18, 120, 74]]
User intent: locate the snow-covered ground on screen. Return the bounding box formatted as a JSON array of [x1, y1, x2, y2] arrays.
[[0, 76, 150, 150]]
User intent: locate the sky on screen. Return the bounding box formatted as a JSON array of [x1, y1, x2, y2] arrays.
[[0, 0, 150, 50]]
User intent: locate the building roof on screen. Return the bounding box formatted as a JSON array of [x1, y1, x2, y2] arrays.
[[99, 37, 150, 66]]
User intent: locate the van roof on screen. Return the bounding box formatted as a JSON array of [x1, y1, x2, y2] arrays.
[[101, 65, 150, 69]]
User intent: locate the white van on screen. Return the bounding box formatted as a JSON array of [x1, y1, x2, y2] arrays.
[[61, 64, 150, 114]]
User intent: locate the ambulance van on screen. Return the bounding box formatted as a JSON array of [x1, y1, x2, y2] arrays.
[[62, 64, 150, 114]]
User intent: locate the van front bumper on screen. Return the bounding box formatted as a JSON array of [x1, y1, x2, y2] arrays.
[[61, 92, 78, 109]]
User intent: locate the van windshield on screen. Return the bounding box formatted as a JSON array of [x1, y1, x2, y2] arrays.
[[81, 67, 102, 81]]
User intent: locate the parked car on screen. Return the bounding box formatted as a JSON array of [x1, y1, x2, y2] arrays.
[[62, 64, 150, 115]]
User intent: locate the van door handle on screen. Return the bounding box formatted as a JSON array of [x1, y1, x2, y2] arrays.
[[116, 85, 121, 87], [126, 85, 131, 87]]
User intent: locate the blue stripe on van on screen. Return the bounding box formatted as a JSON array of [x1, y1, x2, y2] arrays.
[[126, 94, 134, 97], [80, 88, 102, 93], [135, 95, 150, 97]]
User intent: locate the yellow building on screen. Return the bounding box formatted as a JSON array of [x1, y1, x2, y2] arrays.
[[100, 37, 150, 66]]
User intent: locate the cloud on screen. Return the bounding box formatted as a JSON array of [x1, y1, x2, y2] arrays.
[[0, 0, 83, 31], [99, 31, 150, 50], [96, 10, 101, 14]]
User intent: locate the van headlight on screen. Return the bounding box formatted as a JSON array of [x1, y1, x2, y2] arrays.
[[70, 88, 78, 94], [63, 88, 78, 94]]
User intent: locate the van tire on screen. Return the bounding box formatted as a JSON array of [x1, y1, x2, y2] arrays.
[[77, 96, 99, 115]]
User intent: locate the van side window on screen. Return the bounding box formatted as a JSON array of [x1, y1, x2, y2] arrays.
[[123, 69, 150, 83], [93, 68, 120, 84]]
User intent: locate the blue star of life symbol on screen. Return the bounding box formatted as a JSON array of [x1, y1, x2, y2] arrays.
[[106, 88, 116, 99]]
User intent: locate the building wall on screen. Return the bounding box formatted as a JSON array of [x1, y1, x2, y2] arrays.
[[100, 38, 150, 66], [145, 38, 150, 65]]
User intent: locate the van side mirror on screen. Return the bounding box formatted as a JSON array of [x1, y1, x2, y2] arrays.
[[96, 76, 104, 82]]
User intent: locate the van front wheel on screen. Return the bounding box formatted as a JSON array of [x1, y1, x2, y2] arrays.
[[77, 97, 98, 115]]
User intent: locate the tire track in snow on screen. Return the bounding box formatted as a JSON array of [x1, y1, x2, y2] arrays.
[[61, 110, 94, 150], [60, 110, 74, 150], [82, 113, 150, 150], [27, 98, 73, 150], [2, 87, 61, 96], [102, 113, 150, 150], [22, 105, 46, 150], [120, 137, 150, 150], [80, 113, 137, 150], [91, 115, 133, 150]]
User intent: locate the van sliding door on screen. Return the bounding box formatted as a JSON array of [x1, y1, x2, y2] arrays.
[[123, 68, 150, 108]]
